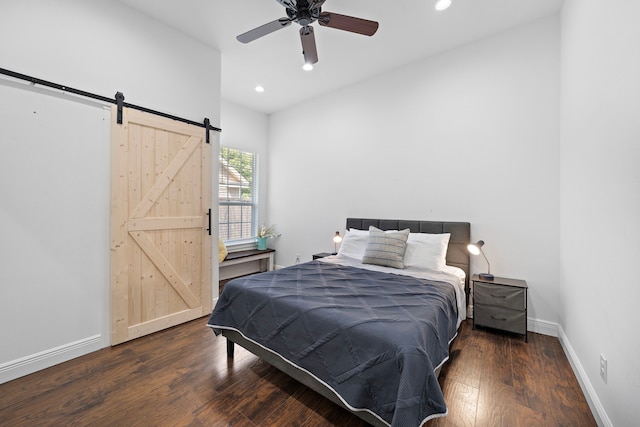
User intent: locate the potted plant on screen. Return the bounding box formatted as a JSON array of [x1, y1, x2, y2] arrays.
[[257, 224, 281, 250]]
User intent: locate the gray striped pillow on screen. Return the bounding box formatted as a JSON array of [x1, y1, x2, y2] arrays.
[[362, 226, 410, 269]]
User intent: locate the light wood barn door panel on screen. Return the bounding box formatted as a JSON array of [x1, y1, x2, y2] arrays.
[[111, 106, 212, 345]]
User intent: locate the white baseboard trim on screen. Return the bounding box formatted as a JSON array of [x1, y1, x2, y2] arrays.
[[528, 317, 558, 337], [557, 325, 611, 427], [0, 334, 104, 384], [467, 316, 608, 425]]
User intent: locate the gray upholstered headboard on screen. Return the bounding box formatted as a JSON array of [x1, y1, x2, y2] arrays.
[[345, 218, 471, 291]]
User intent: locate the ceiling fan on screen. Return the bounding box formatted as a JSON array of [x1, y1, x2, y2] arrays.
[[236, 0, 379, 65]]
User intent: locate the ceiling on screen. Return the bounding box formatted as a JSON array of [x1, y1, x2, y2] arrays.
[[118, 0, 563, 114]]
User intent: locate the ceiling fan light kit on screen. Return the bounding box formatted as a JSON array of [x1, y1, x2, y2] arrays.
[[237, 0, 379, 65], [435, 0, 453, 11]]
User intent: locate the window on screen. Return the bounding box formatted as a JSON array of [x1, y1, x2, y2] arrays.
[[219, 146, 257, 242]]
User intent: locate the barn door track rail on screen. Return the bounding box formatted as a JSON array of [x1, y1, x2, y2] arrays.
[[0, 67, 221, 137]]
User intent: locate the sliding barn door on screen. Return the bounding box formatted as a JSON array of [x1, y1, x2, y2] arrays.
[[110, 106, 212, 345]]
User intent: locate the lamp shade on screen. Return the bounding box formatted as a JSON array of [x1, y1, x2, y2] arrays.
[[332, 231, 342, 255], [467, 240, 494, 280], [467, 240, 484, 255], [435, 0, 452, 11]]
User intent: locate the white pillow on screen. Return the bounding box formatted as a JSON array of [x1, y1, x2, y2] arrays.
[[347, 228, 369, 236], [404, 233, 451, 270], [337, 229, 369, 260]]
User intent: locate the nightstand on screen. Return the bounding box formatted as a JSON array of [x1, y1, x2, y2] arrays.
[[472, 274, 528, 342], [312, 252, 333, 260]]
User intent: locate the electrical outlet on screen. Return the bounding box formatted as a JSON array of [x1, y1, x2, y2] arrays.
[[295, 254, 300, 264], [600, 354, 607, 383]]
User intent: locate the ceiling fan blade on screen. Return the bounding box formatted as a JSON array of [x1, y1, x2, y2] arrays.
[[300, 26, 318, 64], [237, 18, 292, 43], [318, 12, 379, 36]]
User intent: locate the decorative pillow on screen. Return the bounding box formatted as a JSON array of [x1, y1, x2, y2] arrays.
[[404, 233, 450, 270], [337, 229, 369, 259], [218, 238, 228, 263], [362, 226, 410, 269]]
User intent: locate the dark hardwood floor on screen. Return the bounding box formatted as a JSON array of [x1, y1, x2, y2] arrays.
[[0, 318, 597, 426]]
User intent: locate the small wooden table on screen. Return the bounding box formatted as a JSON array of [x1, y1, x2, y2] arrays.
[[219, 248, 275, 281], [312, 252, 333, 260]]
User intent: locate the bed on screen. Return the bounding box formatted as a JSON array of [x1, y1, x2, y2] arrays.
[[207, 218, 470, 427]]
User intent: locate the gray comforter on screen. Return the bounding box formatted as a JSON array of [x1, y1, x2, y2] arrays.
[[207, 261, 459, 426]]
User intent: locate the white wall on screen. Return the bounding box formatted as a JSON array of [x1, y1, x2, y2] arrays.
[[269, 17, 561, 328], [0, 0, 220, 124], [560, 1, 640, 425], [0, 0, 221, 383], [0, 85, 111, 371]]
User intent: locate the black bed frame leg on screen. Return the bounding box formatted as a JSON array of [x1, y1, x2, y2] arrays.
[[226, 338, 235, 358]]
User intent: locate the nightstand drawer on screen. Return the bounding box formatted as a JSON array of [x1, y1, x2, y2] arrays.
[[474, 304, 526, 335], [474, 282, 526, 311]]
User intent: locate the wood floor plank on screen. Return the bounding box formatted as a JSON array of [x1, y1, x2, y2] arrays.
[[442, 331, 483, 389], [475, 379, 517, 427], [511, 334, 554, 413], [262, 387, 330, 427], [427, 378, 478, 427], [515, 402, 554, 427], [480, 332, 514, 386], [0, 318, 597, 427]]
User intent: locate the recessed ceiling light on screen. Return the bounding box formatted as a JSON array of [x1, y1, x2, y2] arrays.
[[435, 0, 452, 11], [302, 63, 314, 71], [255, 85, 265, 93]]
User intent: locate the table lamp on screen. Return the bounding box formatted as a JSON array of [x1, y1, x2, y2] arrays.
[[467, 240, 494, 280], [332, 231, 342, 255]]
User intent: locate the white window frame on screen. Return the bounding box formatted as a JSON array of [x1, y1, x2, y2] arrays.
[[218, 146, 258, 246]]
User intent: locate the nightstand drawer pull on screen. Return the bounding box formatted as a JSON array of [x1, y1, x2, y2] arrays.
[[474, 282, 526, 310], [474, 304, 526, 335]]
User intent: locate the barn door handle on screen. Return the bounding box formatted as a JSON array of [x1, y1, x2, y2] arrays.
[[206, 209, 212, 235]]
